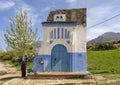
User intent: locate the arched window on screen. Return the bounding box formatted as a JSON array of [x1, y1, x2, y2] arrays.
[[65, 29, 67, 38], [56, 16, 59, 21], [67, 31, 70, 38], [54, 29, 56, 39], [61, 28, 64, 39], [58, 28, 60, 39], [60, 16, 63, 21]]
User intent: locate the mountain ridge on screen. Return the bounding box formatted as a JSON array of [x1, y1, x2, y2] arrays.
[[88, 32, 120, 44]]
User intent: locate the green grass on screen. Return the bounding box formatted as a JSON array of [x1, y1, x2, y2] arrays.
[[1, 49, 120, 74], [87, 49, 120, 74]]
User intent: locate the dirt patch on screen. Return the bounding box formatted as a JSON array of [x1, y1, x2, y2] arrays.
[[1, 73, 120, 85], [1, 74, 105, 85], [1, 62, 120, 85], [0, 62, 17, 84]]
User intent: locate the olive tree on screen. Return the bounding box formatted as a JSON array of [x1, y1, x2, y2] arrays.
[[4, 10, 38, 62]]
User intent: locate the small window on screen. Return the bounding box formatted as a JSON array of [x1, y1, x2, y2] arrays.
[[67, 31, 70, 38], [50, 32, 51, 39], [56, 16, 59, 21], [65, 29, 67, 38], [58, 28, 60, 39], [54, 29, 56, 39], [54, 14, 66, 21], [51, 30, 53, 39], [61, 28, 64, 39], [60, 16, 63, 21]]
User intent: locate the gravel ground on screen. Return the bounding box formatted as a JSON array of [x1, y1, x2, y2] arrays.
[[1, 62, 120, 85]]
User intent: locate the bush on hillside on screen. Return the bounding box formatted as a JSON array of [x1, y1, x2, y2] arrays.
[[87, 40, 120, 51], [93, 43, 117, 50], [0, 49, 35, 64]]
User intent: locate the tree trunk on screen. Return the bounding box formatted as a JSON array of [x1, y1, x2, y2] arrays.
[[21, 61, 26, 77], [21, 56, 26, 77]]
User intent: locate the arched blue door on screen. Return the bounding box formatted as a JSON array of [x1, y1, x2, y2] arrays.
[[51, 44, 68, 72]]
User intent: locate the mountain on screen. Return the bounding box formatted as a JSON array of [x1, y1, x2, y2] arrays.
[[88, 32, 120, 44]]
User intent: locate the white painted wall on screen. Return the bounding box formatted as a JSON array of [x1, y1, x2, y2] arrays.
[[72, 25, 86, 52], [38, 24, 86, 55]]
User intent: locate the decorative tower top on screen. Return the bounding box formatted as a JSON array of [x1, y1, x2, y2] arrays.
[[45, 8, 86, 26]]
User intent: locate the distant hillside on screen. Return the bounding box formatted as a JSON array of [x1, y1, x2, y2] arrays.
[[88, 32, 120, 44]]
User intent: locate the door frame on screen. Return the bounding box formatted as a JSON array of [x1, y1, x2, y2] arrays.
[[51, 44, 69, 72]]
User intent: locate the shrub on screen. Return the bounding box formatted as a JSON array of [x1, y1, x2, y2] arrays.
[[88, 42, 117, 51]]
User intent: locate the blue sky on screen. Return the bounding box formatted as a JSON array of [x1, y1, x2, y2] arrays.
[[0, 0, 120, 51]]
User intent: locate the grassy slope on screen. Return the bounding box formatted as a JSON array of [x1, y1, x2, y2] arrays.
[[87, 49, 120, 74], [1, 49, 120, 74]]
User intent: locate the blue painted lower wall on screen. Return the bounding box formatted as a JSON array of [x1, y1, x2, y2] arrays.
[[33, 55, 51, 72], [69, 52, 87, 72], [33, 52, 87, 72]]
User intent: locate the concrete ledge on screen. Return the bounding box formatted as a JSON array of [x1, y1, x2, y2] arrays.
[[27, 72, 91, 79]]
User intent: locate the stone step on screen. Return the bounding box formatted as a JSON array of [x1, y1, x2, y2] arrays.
[[27, 72, 91, 79]]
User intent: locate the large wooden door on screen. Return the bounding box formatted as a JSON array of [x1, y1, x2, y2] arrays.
[[51, 44, 68, 72]]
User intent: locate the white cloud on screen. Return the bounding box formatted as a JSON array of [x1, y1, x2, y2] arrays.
[[87, 21, 120, 41], [0, 0, 15, 10], [66, 0, 77, 3], [40, 6, 51, 12], [87, 5, 120, 41], [65, 0, 120, 41], [87, 6, 114, 27], [13, 1, 41, 26]]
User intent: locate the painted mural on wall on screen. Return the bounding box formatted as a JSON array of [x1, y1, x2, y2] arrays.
[[33, 8, 87, 73]]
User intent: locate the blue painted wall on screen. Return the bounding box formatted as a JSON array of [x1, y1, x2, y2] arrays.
[[33, 55, 51, 72], [33, 52, 87, 72], [68, 52, 87, 72], [70, 52, 87, 72], [42, 23, 77, 27]]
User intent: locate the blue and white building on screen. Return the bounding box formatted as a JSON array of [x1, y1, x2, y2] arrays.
[[33, 8, 87, 73]]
